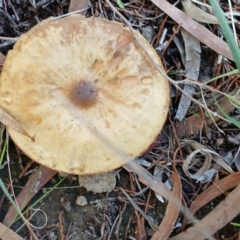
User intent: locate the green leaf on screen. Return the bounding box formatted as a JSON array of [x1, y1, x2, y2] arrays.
[[117, 0, 125, 9]]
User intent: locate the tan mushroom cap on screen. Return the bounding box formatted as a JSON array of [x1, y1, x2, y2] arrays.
[[0, 14, 169, 175]]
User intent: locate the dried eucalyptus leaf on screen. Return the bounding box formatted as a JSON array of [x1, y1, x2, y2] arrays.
[[182, 140, 233, 181], [182, 0, 219, 24], [135, 158, 151, 167], [183, 149, 212, 180], [153, 165, 172, 203], [228, 133, 240, 145], [174, 28, 200, 121], [196, 168, 217, 183], [0, 108, 34, 141]]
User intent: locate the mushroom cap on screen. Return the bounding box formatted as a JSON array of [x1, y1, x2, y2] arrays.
[[0, 15, 169, 175]]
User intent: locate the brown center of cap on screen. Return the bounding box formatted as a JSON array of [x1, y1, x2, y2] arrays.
[[69, 80, 98, 109]]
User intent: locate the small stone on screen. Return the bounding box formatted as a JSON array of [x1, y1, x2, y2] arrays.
[[75, 196, 88, 206]]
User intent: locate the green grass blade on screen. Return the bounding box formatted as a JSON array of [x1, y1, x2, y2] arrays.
[[231, 222, 240, 227], [213, 93, 240, 128], [208, 0, 240, 69], [0, 140, 7, 166], [205, 69, 240, 84], [117, 0, 125, 9], [0, 179, 27, 224]]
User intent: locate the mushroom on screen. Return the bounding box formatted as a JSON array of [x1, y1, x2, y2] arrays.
[[0, 14, 169, 175]]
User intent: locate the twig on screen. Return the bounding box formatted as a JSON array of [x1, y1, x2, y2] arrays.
[[0, 40, 15, 49], [58, 211, 66, 240], [7, 0, 20, 22], [50, 7, 90, 21], [0, 36, 18, 41], [120, 187, 158, 231], [107, 214, 119, 240], [18, 160, 34, 179], [0, 8, 17, 26], [115, 201, 127, 238], [124, 215, 133, 239]]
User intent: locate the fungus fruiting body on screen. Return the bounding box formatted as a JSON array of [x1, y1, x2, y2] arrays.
[[0, 15, 169, 175]]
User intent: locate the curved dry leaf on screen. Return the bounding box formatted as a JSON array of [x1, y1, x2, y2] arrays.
[[151, 170, 182, 240], [170, 183, 240, 240], [0, 108, 34, 141], [182, 149, 212, 179], [182, 0, 219, 24], [183, 139, 233, 174]]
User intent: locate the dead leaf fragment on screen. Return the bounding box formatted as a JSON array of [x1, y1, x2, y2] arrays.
[[3, 166, 57, 227], [161, 90, 239, 141], [174, 28, 200, 121], [182, 148, 212, 180], [0, 222, 24, 240], [182, 172, 240, 230], [171, 182, 240, 240], [0, 52, 5, 66], [0, 108, 34, 141], [124, 161, 173, 201], [151, 170, 182, 240], [151, 0, 233, 60], [182, 0, 219, 24], [196, 168, 217, 183], [68, 0, 89, 15], [183, 139, 233, 175], [153, 165, 172, 203], [228, 132, 240, 145]]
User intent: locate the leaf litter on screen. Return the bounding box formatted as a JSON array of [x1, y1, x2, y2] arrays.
[[0, 0, 240, 239]]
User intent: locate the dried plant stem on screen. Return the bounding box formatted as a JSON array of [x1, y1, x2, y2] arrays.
[[0, 36, 18, 41]]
